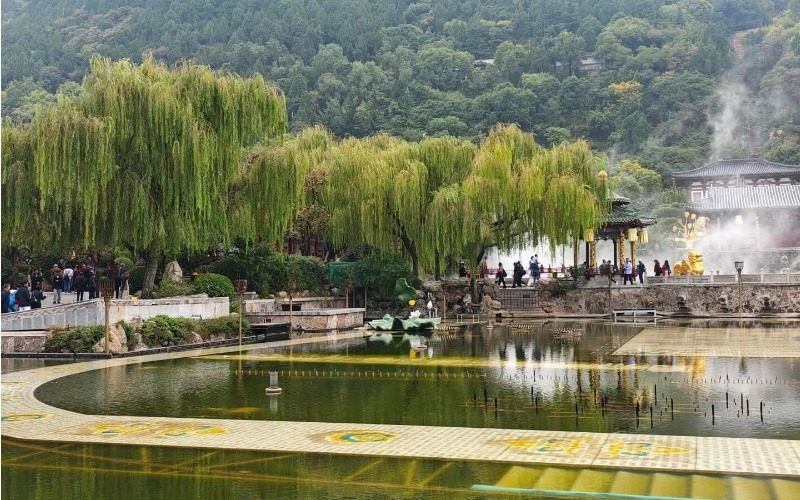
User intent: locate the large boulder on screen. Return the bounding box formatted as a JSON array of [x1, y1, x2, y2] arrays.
[[91, 324, 128, 353], [183, 331, 203, 344], [162, 261, 183, 283]]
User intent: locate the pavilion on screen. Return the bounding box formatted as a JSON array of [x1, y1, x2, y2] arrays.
[[587, 194, 657, 271]]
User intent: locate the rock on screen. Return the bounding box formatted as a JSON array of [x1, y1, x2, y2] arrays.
[[422, 280, 442, 293], [491, 300, 502, 309], [415, 290, 426, 300], [462, 294, 471, 304], [132, 331, 144, 350], [183, 331, 203, 344], [277, 291, 288, 298], [162, 260, 183, 283], [91, 324, 128, 353]]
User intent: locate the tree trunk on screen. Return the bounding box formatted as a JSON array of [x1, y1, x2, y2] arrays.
[[140, 252, 160, 299], [471, 244, 486, 303]]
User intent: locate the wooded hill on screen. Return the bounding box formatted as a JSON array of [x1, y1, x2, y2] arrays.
[[3, 0, 800, 175]]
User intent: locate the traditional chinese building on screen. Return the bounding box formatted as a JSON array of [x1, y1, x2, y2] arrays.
[[674, 158, 800, 251], [587, 194, 656, 271], [673, 158, 800, 202]]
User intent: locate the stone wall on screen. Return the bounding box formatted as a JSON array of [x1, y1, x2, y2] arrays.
[[1, 295, 230, 331], [538, 283, 800, 315], [254, 308, 365, 333], [245, 297, 346, 314]]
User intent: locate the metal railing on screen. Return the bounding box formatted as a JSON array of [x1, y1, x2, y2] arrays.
[[646, 273, 800, 285]]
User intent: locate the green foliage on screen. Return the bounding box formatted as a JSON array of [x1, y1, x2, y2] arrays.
[[127, 266, 145, 294], [155, 279, 195, 298], [286, 255, 326, 292], [115, 320, 137, 349], [194, 315, 249, 340], [352, 252, 417, 297], [193, 273, 235, 301], [139, 315, 186, 347], [43, 326, 104, 353]]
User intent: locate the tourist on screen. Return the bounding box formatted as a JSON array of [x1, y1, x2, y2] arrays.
[[663, 260, 672, 276], [85, 265, 97, 299], [518, 262, 525, 286], [496, 263, 507, 288], [8, 285, 18, 312], [74, 270, 86, 302], [458, 261, 468, 278], [528, 255, 540, 286], [654, 259, 662, 277], [29, 268, 43, 291], [623, 258, 634, 285], [1, 284, 10, 314], [62, 265, 73, 293], [121, 270, 130, 299], [637, 260, 646, 284], [114, 263, 126, 299], [52, 268, 64, 304], [16, 282, 31, 311], [30, 287, 44, 309], [479, 257, 488, 279]]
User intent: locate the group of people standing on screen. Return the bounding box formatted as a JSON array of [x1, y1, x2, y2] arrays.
[[495, 255, 544, 289], [600, 258, 673, 285], [2, 262, 129, 314]]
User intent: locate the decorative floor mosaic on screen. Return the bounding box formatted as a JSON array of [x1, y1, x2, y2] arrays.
[[613, 327, 800, 358], [2, 332, 799, 478]]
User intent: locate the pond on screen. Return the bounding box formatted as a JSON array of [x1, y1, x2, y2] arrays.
[[34, 320, 800, 439]]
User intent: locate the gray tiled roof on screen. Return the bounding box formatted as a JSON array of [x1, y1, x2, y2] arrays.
[[689, 185, 800, 211], [673, 158, 800, 179]]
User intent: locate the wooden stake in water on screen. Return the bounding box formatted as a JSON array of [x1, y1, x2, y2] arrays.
[[671, 398, 674, 421], [726, 392, 728, 408], [746, 398, 749, 416], [650, 405, 654, 428], [712, 404, 715, 426], [760, 401, 763, 423]]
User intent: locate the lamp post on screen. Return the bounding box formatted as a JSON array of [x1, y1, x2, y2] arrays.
[[287, 279, 297, 335], [234, 279, 247, 347], [98, 277, 115, 353], [734, 261, 744, 319]]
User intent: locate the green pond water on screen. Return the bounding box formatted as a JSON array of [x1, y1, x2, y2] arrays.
[[33, 320, 800, 439], [5, 319, 800, 499], [4, 438, 799, 499]]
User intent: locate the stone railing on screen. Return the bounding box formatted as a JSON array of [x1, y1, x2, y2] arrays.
[[1, 295, 229, 331], [646, 273, 800, 285]]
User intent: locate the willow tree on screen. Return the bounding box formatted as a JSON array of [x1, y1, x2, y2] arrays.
[[2, 56, 287, 297], [433, 125, 609, 271], [322, 134, 475, 277]]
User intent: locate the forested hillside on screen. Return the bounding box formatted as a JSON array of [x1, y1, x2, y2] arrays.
[[4, 0, 800, 176]]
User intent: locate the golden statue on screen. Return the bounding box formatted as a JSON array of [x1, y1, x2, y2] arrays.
[[673, 260, 691, 276], [688, 250, 704, 275], [673, 251, 704, 276]]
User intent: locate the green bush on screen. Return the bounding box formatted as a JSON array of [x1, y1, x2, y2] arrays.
[[155, 279, 195, 298], [196, 315, 249, 339], [286, 255, 326, 292], [128, 266, 146, 294], [353, 252, 416, 298], [116, 320, 136, 349], [43, 326, 105, 353], [193, 273, 235, 301], [139, 315, 186, 346]]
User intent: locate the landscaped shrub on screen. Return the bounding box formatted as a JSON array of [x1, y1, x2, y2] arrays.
[[116, 320, 136, 348], [114, 256, 136, 269], [43, 326, 105, 353], [155, 279, 195, 298], [196, 315, 249, 339], [139, 315, 186, 346], [286, 255, 326, 292], [353, 252, 416, 298], [193, 273, 235, 301]]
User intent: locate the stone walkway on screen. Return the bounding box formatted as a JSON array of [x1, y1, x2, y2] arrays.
[[2, 332, 799, 478]]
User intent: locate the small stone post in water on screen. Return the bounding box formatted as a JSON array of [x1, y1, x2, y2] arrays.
[[265, 371, 282, 395]]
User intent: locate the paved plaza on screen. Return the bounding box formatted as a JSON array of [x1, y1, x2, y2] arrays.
[[2, 332, 799, 480], [614, 327, 800, 358]]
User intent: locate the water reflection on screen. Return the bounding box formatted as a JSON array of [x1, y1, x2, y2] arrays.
[[33, 320, 800, 439]]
